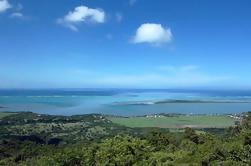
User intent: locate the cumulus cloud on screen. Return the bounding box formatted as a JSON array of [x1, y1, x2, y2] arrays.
[[57, 5, 105, 31], [0, 1, 27, 20], [132, 23, 172, 45], [0, 0, 11, 13]]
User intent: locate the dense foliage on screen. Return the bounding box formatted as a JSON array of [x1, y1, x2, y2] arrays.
[[0, 112, 250, 165]]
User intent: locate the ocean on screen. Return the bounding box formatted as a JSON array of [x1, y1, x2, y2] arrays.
[[0, 89, 251, 116]]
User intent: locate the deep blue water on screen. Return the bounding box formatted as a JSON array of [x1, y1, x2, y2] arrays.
[[0, 89, 251, 116]]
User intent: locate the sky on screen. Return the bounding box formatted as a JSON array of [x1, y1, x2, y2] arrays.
[[0, 0, 251, 89]]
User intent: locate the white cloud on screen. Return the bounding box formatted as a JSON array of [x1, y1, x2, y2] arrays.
[[132, 23, 172, 45], [115, 12, 123, 23], [0, 0, 11, 13], [10, 12, 23, 18], [0, 1, 26, 20], [9, 4, 30, 21], [9, 4, 29, 21], [57, 5, 105, 31]]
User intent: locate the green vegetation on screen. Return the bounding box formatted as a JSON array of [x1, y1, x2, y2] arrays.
[[109, 115, 235, 128], [0, 112, 17, 119], [0, 111, 250, 165], [0, 112, 154, 144]]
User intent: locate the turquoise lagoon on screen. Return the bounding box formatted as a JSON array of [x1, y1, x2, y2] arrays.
[[0, 89, 251, 116]]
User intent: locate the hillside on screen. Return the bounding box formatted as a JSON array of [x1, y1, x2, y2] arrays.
[[0, 112, 250, 165]]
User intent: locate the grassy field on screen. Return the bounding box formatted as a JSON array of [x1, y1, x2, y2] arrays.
[[0, 112, 17, 119], [108, 115, 236, 128]]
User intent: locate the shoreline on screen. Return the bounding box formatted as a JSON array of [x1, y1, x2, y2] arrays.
[[0, 110, 247, 118], [112, 99, 251, 106]]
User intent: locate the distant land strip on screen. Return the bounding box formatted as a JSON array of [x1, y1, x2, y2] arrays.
[[113, 99, 251, 106]]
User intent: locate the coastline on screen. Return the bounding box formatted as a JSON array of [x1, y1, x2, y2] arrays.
[[112, 99, 251, 106]]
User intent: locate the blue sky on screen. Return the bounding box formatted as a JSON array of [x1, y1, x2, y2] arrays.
[[0, 0, 251, 89]]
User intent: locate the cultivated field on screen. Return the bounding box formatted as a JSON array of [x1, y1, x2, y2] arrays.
[[0, 112, 17, 119], [108, 115, 236, 128]]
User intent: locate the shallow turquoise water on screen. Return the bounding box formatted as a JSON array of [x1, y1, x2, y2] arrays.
[[0, 89, 251, 116]]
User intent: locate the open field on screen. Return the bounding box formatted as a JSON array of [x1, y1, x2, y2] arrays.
[[108, 115, 236, 128], [0, 112, 17, 119], [0, 111, 250, 165]]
